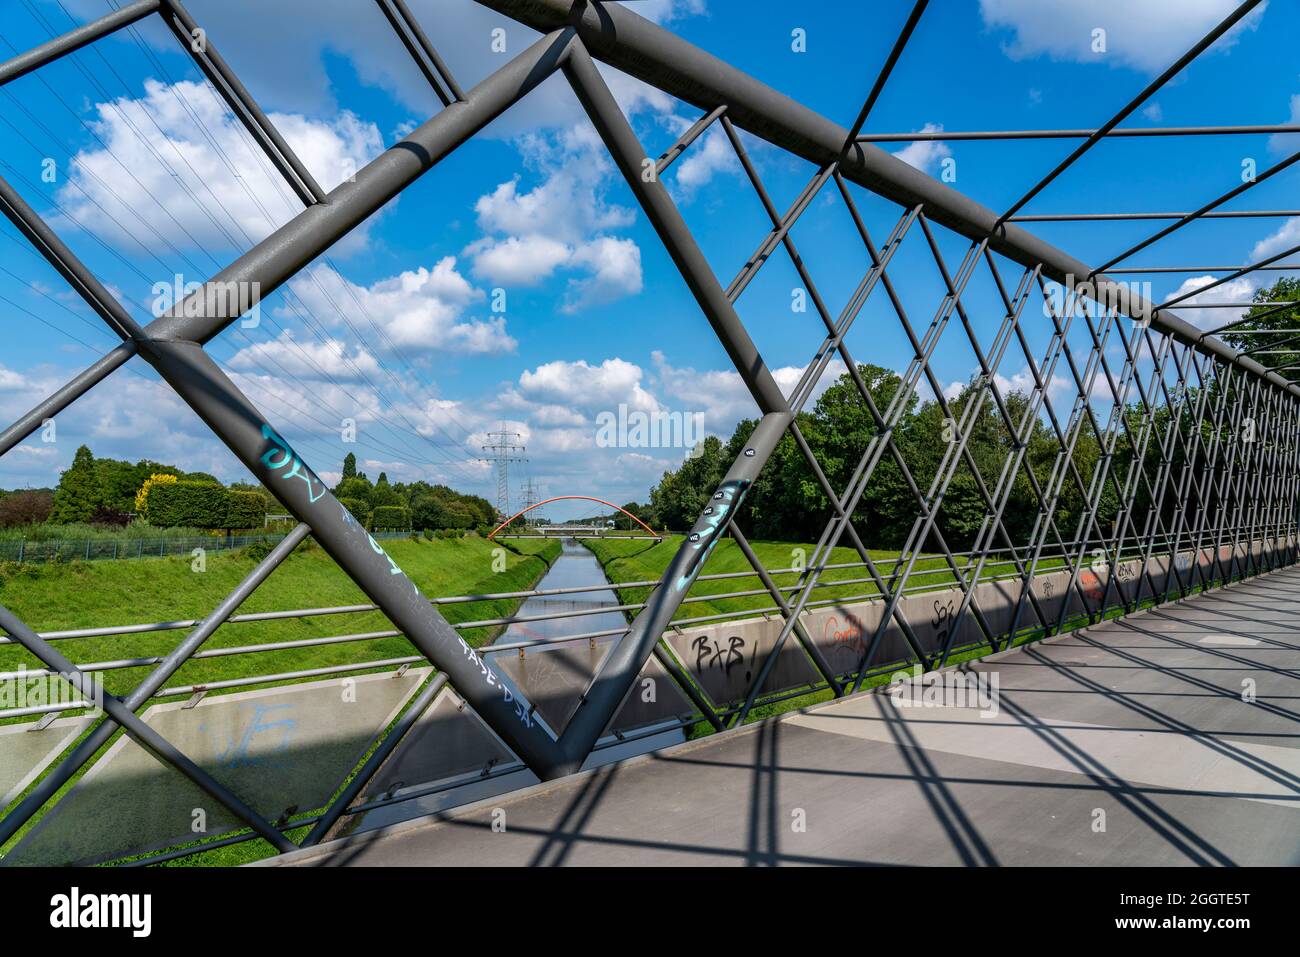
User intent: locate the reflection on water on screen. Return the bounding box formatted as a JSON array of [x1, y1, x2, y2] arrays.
[[484, 539, 689, 743], [494, 539, 630, 645], [483, 538, 631, 736]]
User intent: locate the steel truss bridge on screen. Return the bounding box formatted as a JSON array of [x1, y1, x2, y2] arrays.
[[0, 0, 1298, 866]]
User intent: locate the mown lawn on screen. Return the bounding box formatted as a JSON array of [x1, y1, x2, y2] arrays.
[[0, 535, 561, 722]]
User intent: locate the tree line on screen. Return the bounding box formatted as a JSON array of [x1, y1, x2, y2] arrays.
[[0, 446, 496, 535], [623, 278, 1300, 546], [331, 452, 497, 533]]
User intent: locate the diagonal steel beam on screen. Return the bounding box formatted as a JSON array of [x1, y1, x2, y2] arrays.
[[548, 41, 797, 775], [0, 604, 294, 853], [0, 524, 311, 848], [473, 0, 1300, 400]]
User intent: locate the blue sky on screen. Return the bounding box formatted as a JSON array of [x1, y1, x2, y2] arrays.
[[0, 0, 1296, 520]]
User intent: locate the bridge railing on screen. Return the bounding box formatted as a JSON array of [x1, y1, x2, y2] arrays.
[[1, 0, 1298, 866], [2, 522, 1294, 864]]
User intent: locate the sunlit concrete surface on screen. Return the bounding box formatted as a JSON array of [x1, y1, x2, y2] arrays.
[[260, 566, 1300, 867]]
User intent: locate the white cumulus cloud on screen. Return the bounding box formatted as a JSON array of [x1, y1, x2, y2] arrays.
[[465, 125, 644, 310], [57, 79, 383, 256], [891, 124, 952, 175], [979, 0, 1265, 73], [279, 259, 511, 355]]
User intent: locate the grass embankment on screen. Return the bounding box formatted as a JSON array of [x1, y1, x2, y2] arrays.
[[0, 535, 561, 865], [577, 535, 1137, 730], [582, 535, 1008, 621], [0, 535, 561, 713]]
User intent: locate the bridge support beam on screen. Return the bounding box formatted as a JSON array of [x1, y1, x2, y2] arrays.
[[474, 0, 1300, 400]]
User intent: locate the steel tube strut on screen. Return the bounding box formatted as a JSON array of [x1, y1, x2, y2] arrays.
[[0, 0, 161, 86], [1, 32, 580, 782], [549, 42, 795, 775], [140, 338, 566, 773], [144, 28, 575, 345], [859, 124, 1300, 141], [563, 46, 787, 415], [0, 604, 295, 854], [302, 672, 450, 847], [0, 343, 136, 456], [159, 0, 327, 205], [0, 525, 312, 848], [472, 0, 1300, 400]]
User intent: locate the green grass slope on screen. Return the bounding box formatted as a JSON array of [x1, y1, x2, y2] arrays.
[[0, 535, 561, 716]]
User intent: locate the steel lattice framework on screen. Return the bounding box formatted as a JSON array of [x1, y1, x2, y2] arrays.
[[1, 0, 1298, 863]]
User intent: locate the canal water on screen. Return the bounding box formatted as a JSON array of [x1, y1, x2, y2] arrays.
[[494, 538, 629, 647], [353, 538, 686, 832]]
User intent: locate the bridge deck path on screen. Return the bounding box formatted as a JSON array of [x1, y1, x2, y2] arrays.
[[261, 565, 1300, 867]]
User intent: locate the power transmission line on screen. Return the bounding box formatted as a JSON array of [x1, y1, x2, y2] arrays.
[[5, 7, 486, 489], [518, 476, 540, 523], [480, 426, 525, 518]]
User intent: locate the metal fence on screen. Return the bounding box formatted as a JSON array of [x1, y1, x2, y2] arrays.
[[0, 530, 411, 565], [0, 0, 1297, 866]]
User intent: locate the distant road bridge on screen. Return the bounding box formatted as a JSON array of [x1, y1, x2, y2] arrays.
[[496, 525, 659, 538], [488, 496, 662, 540]]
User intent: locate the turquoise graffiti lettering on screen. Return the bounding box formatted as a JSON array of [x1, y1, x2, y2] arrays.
[[260, 424, 326, 503], [369, 532, 404, 576], [261, 422, 405, 579]]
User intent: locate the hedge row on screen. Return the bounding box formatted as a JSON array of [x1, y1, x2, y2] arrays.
[[370, 505, 410, 529], [146, 482, 265, 530]]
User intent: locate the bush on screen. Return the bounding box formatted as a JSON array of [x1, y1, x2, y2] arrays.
[[146, 482, 265, 531], [146, 482, 226, 528], [89, 506, 132, 528], [242, 538, 274, 562], [0, 490, 53, 527], [135, 473, 178, 519], [370, 505, 409, 530], [226, 490, 266, 529], [411, 496, 474, 531]]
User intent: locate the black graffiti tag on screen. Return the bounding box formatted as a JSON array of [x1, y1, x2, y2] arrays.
[[931, 598, 954, 648], [692, 634, 747, 676]]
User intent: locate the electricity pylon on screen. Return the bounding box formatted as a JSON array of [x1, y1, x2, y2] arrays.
[[481, 426, 526, 518]]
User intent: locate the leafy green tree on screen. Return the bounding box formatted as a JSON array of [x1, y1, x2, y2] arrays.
[[411, 496, 474, 530], [370, 471, 402, 508], [1219, 277, 1300, 367], [650, 436, 726, 532], [49, 445, 102, 523], [341, 452, 358, 482], [335, 476, 374, 507], [643, 361, 1135, 549]]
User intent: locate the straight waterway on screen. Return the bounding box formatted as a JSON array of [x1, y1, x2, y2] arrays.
[[352, 538, 685, 833]]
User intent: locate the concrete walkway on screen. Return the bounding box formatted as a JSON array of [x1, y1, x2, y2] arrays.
[[261, 566, 1300, 867]]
